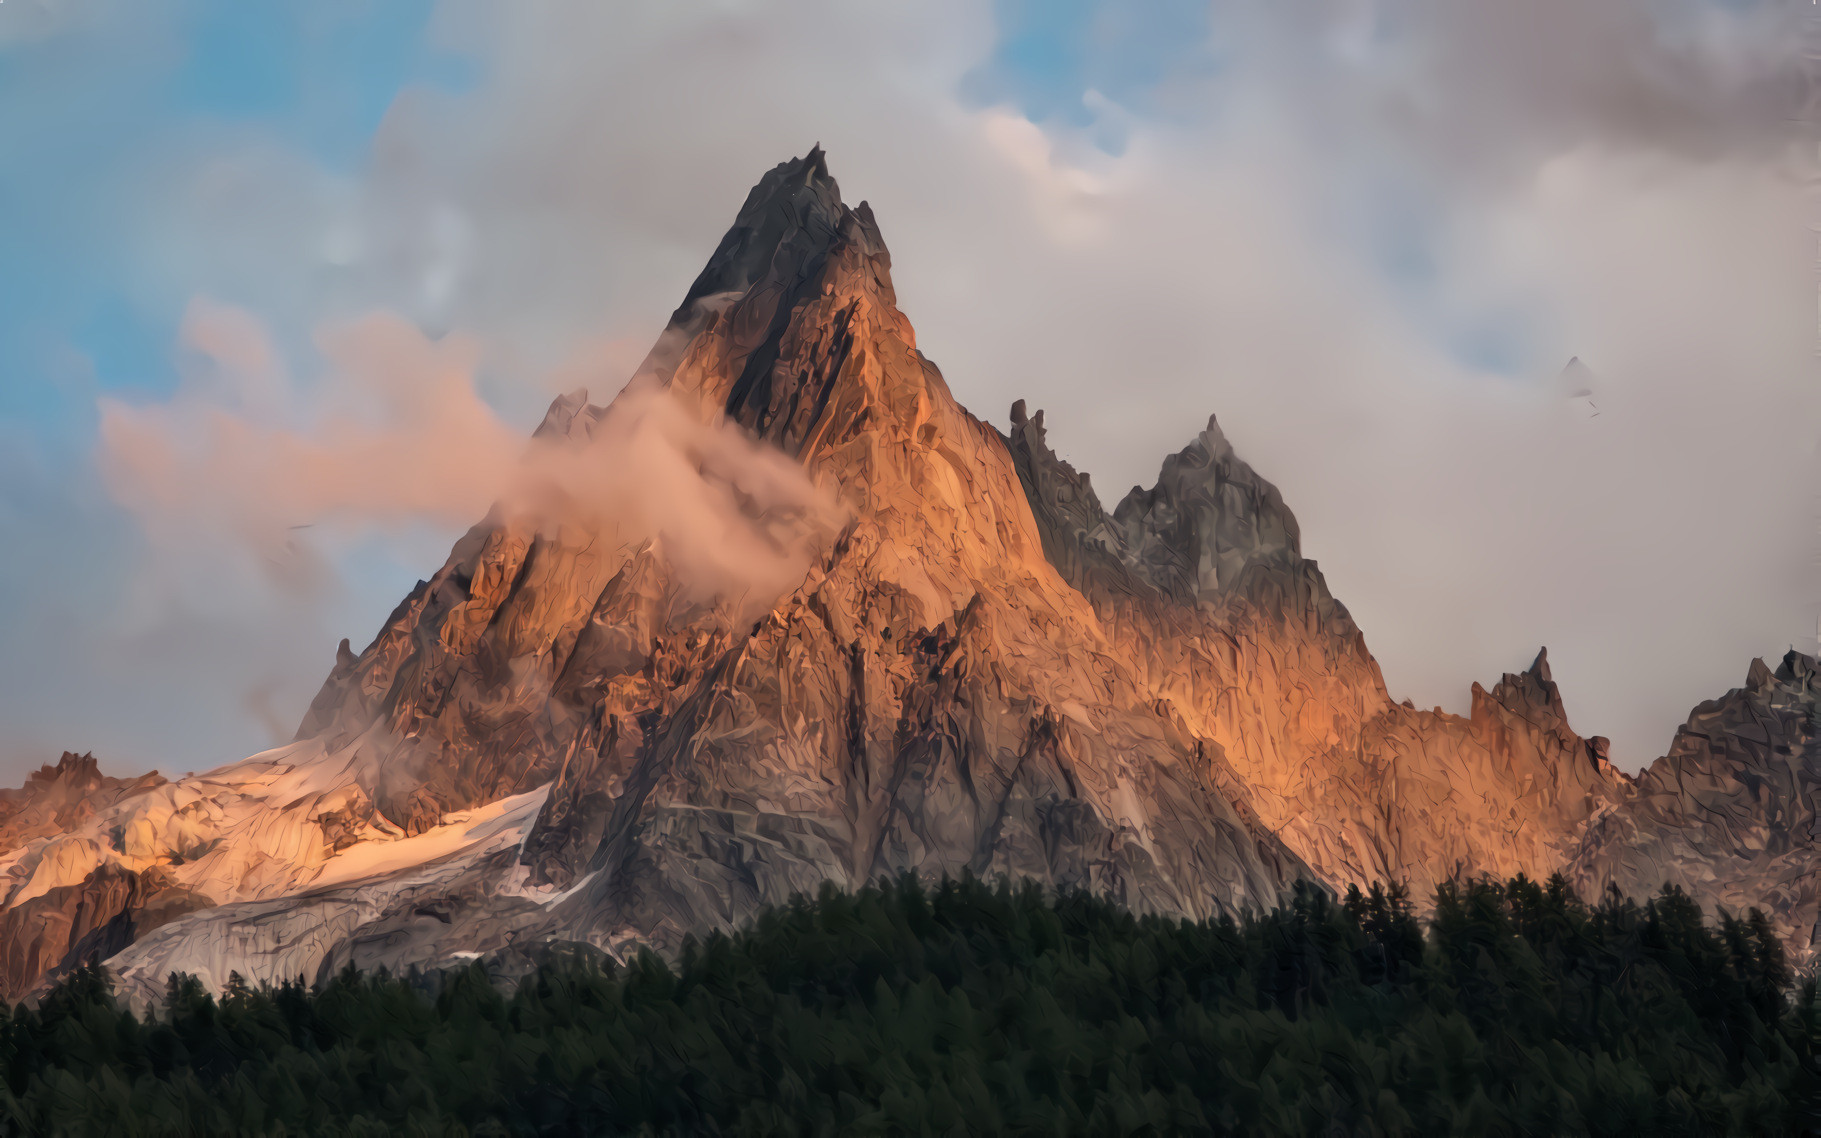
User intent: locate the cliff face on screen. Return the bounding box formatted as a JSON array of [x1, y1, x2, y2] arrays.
[[475, 149, 1312, 954], [0, 753, 176, 998], [0, 150, 1808, 1002], [1004, 404, 1628, 902], [1571, 651, 1821, 955]]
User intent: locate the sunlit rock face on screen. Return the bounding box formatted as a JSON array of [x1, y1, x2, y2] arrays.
[[0, 150, 1813, 1002], [0, 753, 172, 998], [522, 148, 1312, 953], [1004, 406, 1630, 904]]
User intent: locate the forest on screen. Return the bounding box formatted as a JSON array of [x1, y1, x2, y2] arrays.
[[1, 873, 1816, 1136]]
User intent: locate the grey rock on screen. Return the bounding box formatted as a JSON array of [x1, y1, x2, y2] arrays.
[[0, 150, 1812, 1001]]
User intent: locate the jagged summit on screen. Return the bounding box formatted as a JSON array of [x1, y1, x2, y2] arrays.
[[1007, 392, 1628, 899], [1748, 656, 1778, 692], [674, 147, 847, 314], [640, 146, 895, 413], [1571, 645, 1820, 938], [1482, 647, 1571, 724], [1778, 647, 1820, 686], [0, 153, 1812, 1003], [1005, 400, 1308, 606]]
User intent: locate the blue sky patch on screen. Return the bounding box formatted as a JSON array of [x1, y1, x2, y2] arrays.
[[961, 0, 1218, 151]]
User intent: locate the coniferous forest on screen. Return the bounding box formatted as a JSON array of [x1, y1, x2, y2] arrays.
[[2, 875, 1817, 1137]]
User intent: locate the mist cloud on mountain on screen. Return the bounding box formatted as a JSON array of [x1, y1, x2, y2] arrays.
[[0, 0, 1811, 774], [98, 299, 844, 633]]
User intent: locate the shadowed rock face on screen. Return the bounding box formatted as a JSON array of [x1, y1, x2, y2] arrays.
[[0, 150, 1813, 1001], [1570, 651, 1821, 956]]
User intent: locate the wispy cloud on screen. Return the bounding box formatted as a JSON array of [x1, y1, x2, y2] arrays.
[[100, 297, 846, 622]]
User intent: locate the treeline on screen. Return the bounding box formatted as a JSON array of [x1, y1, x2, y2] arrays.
[[0, 874, 1817, 1136]]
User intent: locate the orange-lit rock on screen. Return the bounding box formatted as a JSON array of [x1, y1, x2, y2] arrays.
[[1007, 403, 1630, 902], [0, 150, 1812, 1003]]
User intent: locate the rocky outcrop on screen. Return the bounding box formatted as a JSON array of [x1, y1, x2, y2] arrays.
[[0, 751, 164, 850], [0, 753, 181, 996], [0, 150, 1809, 1000], [1004, 403, 1628, 902], [1570, 650, 1821, 956]]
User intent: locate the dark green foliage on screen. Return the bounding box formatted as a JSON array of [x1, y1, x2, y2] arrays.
[[1, 874, 1816, 1135]]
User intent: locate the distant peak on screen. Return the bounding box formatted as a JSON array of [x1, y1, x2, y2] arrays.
[[534, 388, 591, 440], [52, 750, 99, 778], [1559, 356, 1597, 401], [667, 150, 851, 326], [1528, 647, 1552, 684], [1480, 647, 1576, 737], [1198, 413, 1233, 461], [1746, 657, 1775, 692], [1776, 648, 1818, 687], [1009, 400, 1045, 435]]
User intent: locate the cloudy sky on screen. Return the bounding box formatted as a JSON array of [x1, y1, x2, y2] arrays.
[[0, 0, 1814, 778]]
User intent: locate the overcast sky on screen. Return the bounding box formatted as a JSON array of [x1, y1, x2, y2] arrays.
[[0, 0, 1814, 778]]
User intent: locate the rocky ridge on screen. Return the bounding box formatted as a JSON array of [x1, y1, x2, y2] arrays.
[[1004, 403, 1629, 902], [1571, 651, 1821, 947], [0, 151, 1813, 1002]]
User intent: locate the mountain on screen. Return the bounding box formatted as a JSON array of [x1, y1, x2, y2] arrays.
[[1005, 405, 1628, 903], [1570, 651, 1821, 944], [0, 151, 1813, 1005]]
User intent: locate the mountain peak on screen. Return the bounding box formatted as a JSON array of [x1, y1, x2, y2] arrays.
[[624, 148, 905, 455], [1529, 646, 1553, 684], [0, 151, 1812, 1005], [670, 148, 849, 321], [533, 387, 591, 440], [1198, 413, 1234, 462], [1777, 648, 1818, 689], [1492, 646, 1570, 726]]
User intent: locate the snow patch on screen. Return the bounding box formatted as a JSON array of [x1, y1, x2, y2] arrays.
[[307, 786, 549, 891]]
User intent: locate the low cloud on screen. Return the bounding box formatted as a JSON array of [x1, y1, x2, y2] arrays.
[[505, 377, 849, 618], [99, 299, 845, 624], [99, 304, 521, 589]]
